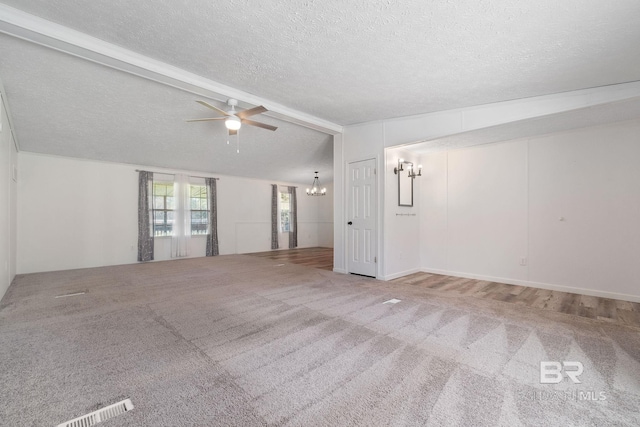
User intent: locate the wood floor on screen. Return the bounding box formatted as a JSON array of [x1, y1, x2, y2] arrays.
[[391, 272, 640, 329], [247, 248, 640, 328], [248, 247, 334, 271]]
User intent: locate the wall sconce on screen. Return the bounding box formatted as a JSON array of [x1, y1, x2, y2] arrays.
[[394, 159, 422, 179], [407, 163, 422, 179]]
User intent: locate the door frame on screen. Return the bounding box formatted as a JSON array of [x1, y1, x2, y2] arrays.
[[344, 155, 382, 279]]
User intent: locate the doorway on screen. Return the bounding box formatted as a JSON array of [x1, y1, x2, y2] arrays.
[[347, 158, 377, 277]]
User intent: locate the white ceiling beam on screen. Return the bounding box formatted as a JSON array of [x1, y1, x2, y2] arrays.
[[0, 3, 343, 135], [381, 81, 640, 147]]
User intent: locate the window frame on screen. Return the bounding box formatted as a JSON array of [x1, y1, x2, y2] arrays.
[[279, 190, 292, 233], [151, 179, 210, 238], [189, 183, 209, 236], [152, 181, 175, 237]]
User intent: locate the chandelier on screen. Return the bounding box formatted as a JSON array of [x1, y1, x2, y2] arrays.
[[306, 171, 327, 196]]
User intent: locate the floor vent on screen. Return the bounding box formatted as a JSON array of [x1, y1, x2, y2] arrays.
[[57, 399, 133, 427], [383, 298, 401, 304]]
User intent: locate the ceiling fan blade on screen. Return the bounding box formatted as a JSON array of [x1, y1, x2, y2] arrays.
[[186, 117, 226, 122], [241, 118, 277, 131], [196, 100, 229, 116], [236, 105, 267, 119], [229, 129, 238, 136]]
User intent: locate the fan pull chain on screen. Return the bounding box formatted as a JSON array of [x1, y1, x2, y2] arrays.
[[236, 130, 240, 153]]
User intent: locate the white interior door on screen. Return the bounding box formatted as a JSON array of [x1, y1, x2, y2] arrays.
[[347, 159, 377, 277]]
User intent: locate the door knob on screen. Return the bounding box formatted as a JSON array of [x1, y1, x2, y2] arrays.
[[347, 221, 353, 225]]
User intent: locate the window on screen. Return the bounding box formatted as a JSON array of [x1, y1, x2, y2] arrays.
[[153, 182, 174, 236], [152, 180, 209, 237], [190, 184, 208, 235], [280, 192, 291, 232]]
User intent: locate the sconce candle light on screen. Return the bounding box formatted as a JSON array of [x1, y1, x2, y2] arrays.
[[394, 159, 422, 179], [408, 163, 422, 179], [394, 158, 405, 174]]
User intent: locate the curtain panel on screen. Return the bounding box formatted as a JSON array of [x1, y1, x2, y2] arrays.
[[137, 171, 154, 262], [171, 173, 191, 257], [271, 184, 279, 250], [288, 186, 298, 249], [205, 178, 219, 256]]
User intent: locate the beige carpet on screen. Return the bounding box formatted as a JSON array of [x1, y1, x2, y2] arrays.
[[1, 255, 639, 426]]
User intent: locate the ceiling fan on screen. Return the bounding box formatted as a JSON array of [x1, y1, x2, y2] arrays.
[[187, 98, 277, 135]]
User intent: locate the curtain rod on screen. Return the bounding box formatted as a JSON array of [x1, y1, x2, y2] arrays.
[[135, 169, 220, 180]]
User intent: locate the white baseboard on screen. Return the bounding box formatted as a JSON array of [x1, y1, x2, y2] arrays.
[[381, 268, 421, 281], [333, 268, 347, 274], [420, 268, 640, 303]]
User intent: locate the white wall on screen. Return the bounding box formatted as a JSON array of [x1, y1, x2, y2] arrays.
[[383, 147, 420, 279], [18, 154, 139, 273], [339, 112, 640, 301], [527, 122, 640, 298], [17, 152, 333, 274], [419, 151, 447, 271], [446, 141, 528, 281], [334, 122, 385, 276], [420, 119, 640, 302], [337, 86, 640, 284], [333, 134, 346, 272], [317, 182, 334, 248], [9, 127, 17, 284], [0, 92, 18, 301]]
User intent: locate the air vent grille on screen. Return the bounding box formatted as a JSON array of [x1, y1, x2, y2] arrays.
[[57, 399, 133, 427]]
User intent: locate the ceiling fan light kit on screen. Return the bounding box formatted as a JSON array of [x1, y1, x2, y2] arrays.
[[225, 115, 241, 130], [187, 98, 277, 151]]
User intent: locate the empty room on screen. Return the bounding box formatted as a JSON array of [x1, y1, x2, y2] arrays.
[[1, 1, 640, 426]]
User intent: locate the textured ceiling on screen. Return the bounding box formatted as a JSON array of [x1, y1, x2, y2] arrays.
[[1, 1, 640, 183], [3, 0, 640, 125], [0, 35, 332, 184]]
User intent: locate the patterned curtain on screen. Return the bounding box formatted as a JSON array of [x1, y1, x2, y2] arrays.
[[205, 178, 219, 256], [288, 186, 298, 249], [271, 184, 279, 250], [137, 171, 154, 261]]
